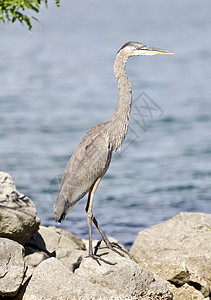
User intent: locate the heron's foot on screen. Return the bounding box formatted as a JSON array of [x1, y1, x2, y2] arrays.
[[87, 252, 116, 266], [98, 241, 132, 259]]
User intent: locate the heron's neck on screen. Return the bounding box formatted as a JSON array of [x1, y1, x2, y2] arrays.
[[105, 51, 132, 151]]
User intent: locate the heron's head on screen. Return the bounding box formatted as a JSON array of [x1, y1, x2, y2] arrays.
[[118, 41, 174, 57]]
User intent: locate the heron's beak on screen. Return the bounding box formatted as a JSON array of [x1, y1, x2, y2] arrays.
[[144, 46, 174, 55]]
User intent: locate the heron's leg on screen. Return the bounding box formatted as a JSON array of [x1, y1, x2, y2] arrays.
[[86, 180, 131, 259], [86, 178, 115, 265], [92, 215, 132, 258], [86, 178, 101, 257]]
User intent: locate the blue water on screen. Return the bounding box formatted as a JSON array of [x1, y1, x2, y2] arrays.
[[1, 0, 211, 248]]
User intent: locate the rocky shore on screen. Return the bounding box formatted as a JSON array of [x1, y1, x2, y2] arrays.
[[0, 171, 210, 299]]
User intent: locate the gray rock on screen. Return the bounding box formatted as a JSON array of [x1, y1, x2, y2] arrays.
[[27, 225, 87, 271], [0, 238, 25, 297], [25, 251, 49, 278], [76, 249, 173, 299], [23, 257, 114, 300], [49, 226, 86, 250], [0, 171, 40, 245], [23, 249, 173, 299], [25, 251, 49, 267], [168, 283, 210, 300], [130, 212, 211, 299]]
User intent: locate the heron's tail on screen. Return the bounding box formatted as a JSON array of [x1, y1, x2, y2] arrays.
[[53, 196, 66, 223]]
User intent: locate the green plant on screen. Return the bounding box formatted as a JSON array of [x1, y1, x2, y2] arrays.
[[0, 0, 60, 31]]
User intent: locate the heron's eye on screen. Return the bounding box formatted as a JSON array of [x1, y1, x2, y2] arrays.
[[135, 46, 140, 50]]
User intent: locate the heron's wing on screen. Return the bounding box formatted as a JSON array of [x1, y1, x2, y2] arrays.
[[58, 127, 111, 207]]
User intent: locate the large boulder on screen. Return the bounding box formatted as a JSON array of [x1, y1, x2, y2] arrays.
[[23, 257, 113, 300], [23, 249, 173, 300], [75, 248, 173, 299], [0, 171, 40, 244], [0, 238, 25, 297], [130, 212, 211, 299]]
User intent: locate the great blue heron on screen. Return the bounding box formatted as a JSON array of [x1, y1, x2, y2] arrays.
[[54, 41, 173, 264]]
